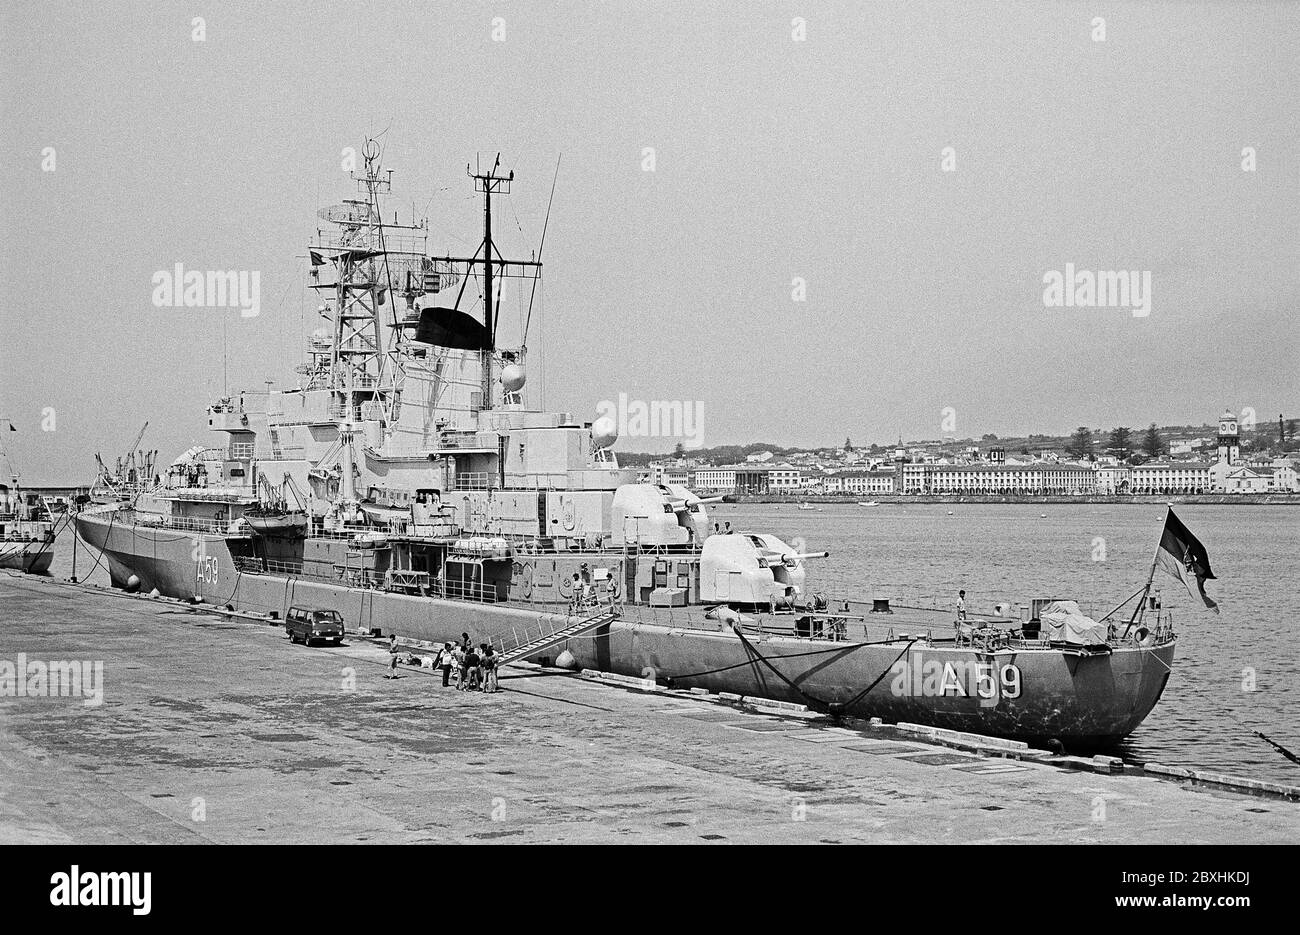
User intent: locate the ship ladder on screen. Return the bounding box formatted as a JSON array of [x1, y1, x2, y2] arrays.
[[496, 602, 621, 668]]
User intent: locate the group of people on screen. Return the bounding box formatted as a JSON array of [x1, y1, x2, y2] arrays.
[[438, 633, 499, 692], [383, 632, 500, 692]]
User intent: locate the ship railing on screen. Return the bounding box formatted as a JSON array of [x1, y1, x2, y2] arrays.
[[437, 579, 503, 604], [266, 559, 306, 576], [448, 472, 572, 491], [327, 404, 364, 421], [142, 514, 233, 535], [437, 433, 502, 450]]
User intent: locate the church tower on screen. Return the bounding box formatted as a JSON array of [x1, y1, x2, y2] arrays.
[[1217, 409, 1239, 464]]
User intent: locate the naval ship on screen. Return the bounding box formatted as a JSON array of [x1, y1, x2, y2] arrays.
[[75, 142, 1177, 747]]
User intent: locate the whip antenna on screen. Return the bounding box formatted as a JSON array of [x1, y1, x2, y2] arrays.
[[523, 154, 560, 345]]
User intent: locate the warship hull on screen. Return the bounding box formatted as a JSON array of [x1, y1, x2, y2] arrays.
[[75, 508, 1175, 747]]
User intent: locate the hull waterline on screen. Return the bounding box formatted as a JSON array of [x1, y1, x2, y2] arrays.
[[75, 509, 1175, 747]]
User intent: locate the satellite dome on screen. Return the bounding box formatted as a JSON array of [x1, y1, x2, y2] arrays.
[[502, 363, 526, 393], [592, 415, 618, 450]]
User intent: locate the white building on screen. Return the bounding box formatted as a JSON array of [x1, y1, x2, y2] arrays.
[[693, 467, 737, 492], [766, 464, 802, 490], [900, 462, 1095, 494], [1095, 464, 1131, 494], [1129, 461, 1212, 494], [648, 461, 691, 486], [1270, 459, 1299, 492], [834, 470, 895, 494], [1225, 466, 1271, 493]]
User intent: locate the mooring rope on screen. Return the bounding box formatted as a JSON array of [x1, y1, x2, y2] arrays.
[[71, 510, 117, 582]]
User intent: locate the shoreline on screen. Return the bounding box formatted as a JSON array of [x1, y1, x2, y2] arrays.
[[724, 494, 1300, 506]]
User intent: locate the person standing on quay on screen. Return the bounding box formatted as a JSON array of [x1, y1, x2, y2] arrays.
[[385, 634, 400, 679], [438, 643, 454, 687], [482, 645, 499, 693]]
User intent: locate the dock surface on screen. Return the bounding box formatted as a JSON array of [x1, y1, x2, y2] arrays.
[[1, 572, 1296, 844]]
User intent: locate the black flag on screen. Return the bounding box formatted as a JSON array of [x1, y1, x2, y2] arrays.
[[1154, 508, 1219, 614]]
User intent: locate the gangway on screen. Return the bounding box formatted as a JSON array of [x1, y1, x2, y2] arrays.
[[496, 600, 621, 667]]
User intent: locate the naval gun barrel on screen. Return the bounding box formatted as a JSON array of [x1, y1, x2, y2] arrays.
[[667, 495, 724, 509], [766, 550, 831, 563]]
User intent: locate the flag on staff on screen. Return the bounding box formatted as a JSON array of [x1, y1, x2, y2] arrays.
[[1154, 508, 1219, 614]]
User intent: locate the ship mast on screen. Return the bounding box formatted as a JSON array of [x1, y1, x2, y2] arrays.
[[310, 139, 427, 422], [470, 156, 512, 411]]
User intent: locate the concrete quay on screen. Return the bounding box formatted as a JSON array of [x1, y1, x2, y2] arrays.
[[1, 572, 1296, 844]]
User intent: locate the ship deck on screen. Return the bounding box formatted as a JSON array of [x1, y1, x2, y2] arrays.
[[2, 571, 1290, 844]]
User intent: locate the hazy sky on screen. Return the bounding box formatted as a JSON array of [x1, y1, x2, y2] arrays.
[[2, 1, 1297, 481]]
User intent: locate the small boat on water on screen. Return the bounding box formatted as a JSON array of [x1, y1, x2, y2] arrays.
[[797, 502, 819, 511], [857, 500, 879, 507]]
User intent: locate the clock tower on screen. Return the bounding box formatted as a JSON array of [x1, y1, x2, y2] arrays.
[[1216, 409, 1239, 465]]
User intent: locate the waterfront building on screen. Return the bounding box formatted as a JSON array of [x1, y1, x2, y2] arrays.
[[898, 462, 1095, 495], [648, 461, 692, 486], [832, 470, 895, 495], [766, 465, 802, 491], [693, 466, 737, 492], [734, 466, 770, 494], [1270, 459, 1299, 492], [1095, 464, 1132, 494], [1225, 466, 1271, 493], [1129, 461, 1212, 494]]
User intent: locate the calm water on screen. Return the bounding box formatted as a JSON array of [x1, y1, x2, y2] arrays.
[[43, 504, 1300, 783], [712, 502, 1300, 784]]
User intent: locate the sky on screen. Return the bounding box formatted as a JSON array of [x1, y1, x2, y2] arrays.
[[2, 1, 1298, 482]]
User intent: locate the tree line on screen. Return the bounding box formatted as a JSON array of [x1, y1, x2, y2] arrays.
[[1066, 418, 1298, 463]]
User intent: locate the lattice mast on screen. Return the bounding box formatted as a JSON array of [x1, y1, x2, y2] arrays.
[[311, 139, 427, 423]]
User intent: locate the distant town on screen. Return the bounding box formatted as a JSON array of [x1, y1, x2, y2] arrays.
[[623, 411, 1300, 497]]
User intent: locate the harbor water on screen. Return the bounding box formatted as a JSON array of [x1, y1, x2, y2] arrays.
[[714, 501, 1300, 784]]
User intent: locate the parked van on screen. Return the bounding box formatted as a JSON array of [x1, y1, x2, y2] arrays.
[[285, 606, 345, 646]]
